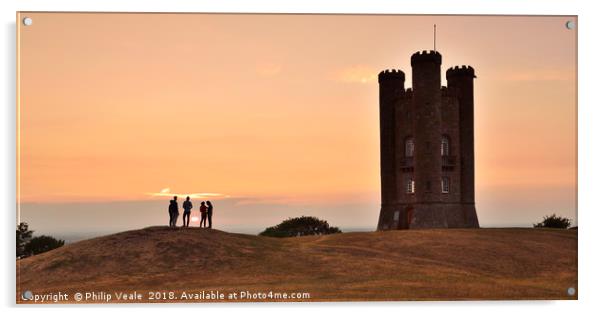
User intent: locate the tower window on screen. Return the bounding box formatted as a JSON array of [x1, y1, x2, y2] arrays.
[[441, 135, 450, 156], [405, 137, 414, 157], [406, 178, 415, 194], [441, 177, 450, 193]]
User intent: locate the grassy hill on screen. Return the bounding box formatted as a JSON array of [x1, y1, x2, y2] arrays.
[[17, 227, 577, 303]]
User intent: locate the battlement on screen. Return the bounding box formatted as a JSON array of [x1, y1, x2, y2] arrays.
[[410, 50, 442, 66], [446, 65, 476, 79], [378, 69, 405, 83], [441, 85, 461, 97], [401, 88, 413, 99]]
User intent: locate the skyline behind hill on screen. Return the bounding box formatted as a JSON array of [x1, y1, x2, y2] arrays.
[[17, 13, 577, 240]]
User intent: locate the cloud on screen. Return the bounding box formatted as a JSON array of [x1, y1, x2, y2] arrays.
[[146, 189, 229, 200], [336, 65, 378, 84]]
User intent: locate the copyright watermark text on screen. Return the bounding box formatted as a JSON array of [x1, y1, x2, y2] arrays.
[[19, 290, 311, 303]]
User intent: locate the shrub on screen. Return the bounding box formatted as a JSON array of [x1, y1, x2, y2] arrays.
[[24, 236, 65, 256], [533, 214, 572, 229], [260, 216, 342, 238], [17, 222, 65, 258]]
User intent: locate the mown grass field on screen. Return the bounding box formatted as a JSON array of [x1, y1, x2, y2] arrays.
[[17, 226, 577, 303]]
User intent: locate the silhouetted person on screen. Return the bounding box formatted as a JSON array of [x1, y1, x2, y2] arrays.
[[169, 196, 179, 227], [182, 196, 193, 227], [200, 201, 208, 228], [207, 201, 214, 229], [168, 198, 176, 227]]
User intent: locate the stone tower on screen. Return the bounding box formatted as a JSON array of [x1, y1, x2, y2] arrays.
[[377, 50, 479, 230]]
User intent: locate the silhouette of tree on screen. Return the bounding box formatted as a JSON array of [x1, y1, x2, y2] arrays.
[[24, 236, 65, 256], [259, 216, 342, 237], [533, 214, 572, 229], [17, 222, 65, 258], [16, 222, 33, 258]]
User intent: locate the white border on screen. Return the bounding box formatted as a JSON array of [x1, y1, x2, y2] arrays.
[[2, 1, 601, 315]]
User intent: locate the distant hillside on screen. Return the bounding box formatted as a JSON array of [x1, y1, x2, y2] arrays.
[[17, 227, 577, 303]]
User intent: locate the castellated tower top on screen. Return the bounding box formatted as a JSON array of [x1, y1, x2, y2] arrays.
[[378, 69, 405, 83], [410, 50, 442, 66], [446, 65, 476, 79]]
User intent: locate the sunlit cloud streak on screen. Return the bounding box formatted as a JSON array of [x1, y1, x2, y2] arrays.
[[336, 65, 378, 84], [146, 188, 229, 200]]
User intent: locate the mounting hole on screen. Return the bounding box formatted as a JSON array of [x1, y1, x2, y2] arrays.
[[22, 290, 33, 300], [23, 17, 33, 26], [567, 287, 576, 296], [565, 21, 575, 30]]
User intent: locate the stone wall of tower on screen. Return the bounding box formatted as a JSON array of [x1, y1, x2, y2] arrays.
[[392, 90, 415, 229], [411, 51, 443, 204], [395, 89, 415, 205], [377, 69, 405, 230], [446, 66, 480, 228], [377, 51, 479, 230], [440, 88, 462, 205]]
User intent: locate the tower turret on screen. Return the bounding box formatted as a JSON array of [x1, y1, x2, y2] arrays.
[[446, 65, 479, 227], [411, 50, 442, 203], [378, 69, 405, 210]]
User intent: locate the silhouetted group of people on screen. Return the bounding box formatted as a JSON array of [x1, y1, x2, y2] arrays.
[[168, 196, 214, 228]]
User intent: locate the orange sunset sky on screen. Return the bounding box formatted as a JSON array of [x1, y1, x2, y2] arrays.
[[17, 13, 576, 237]]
